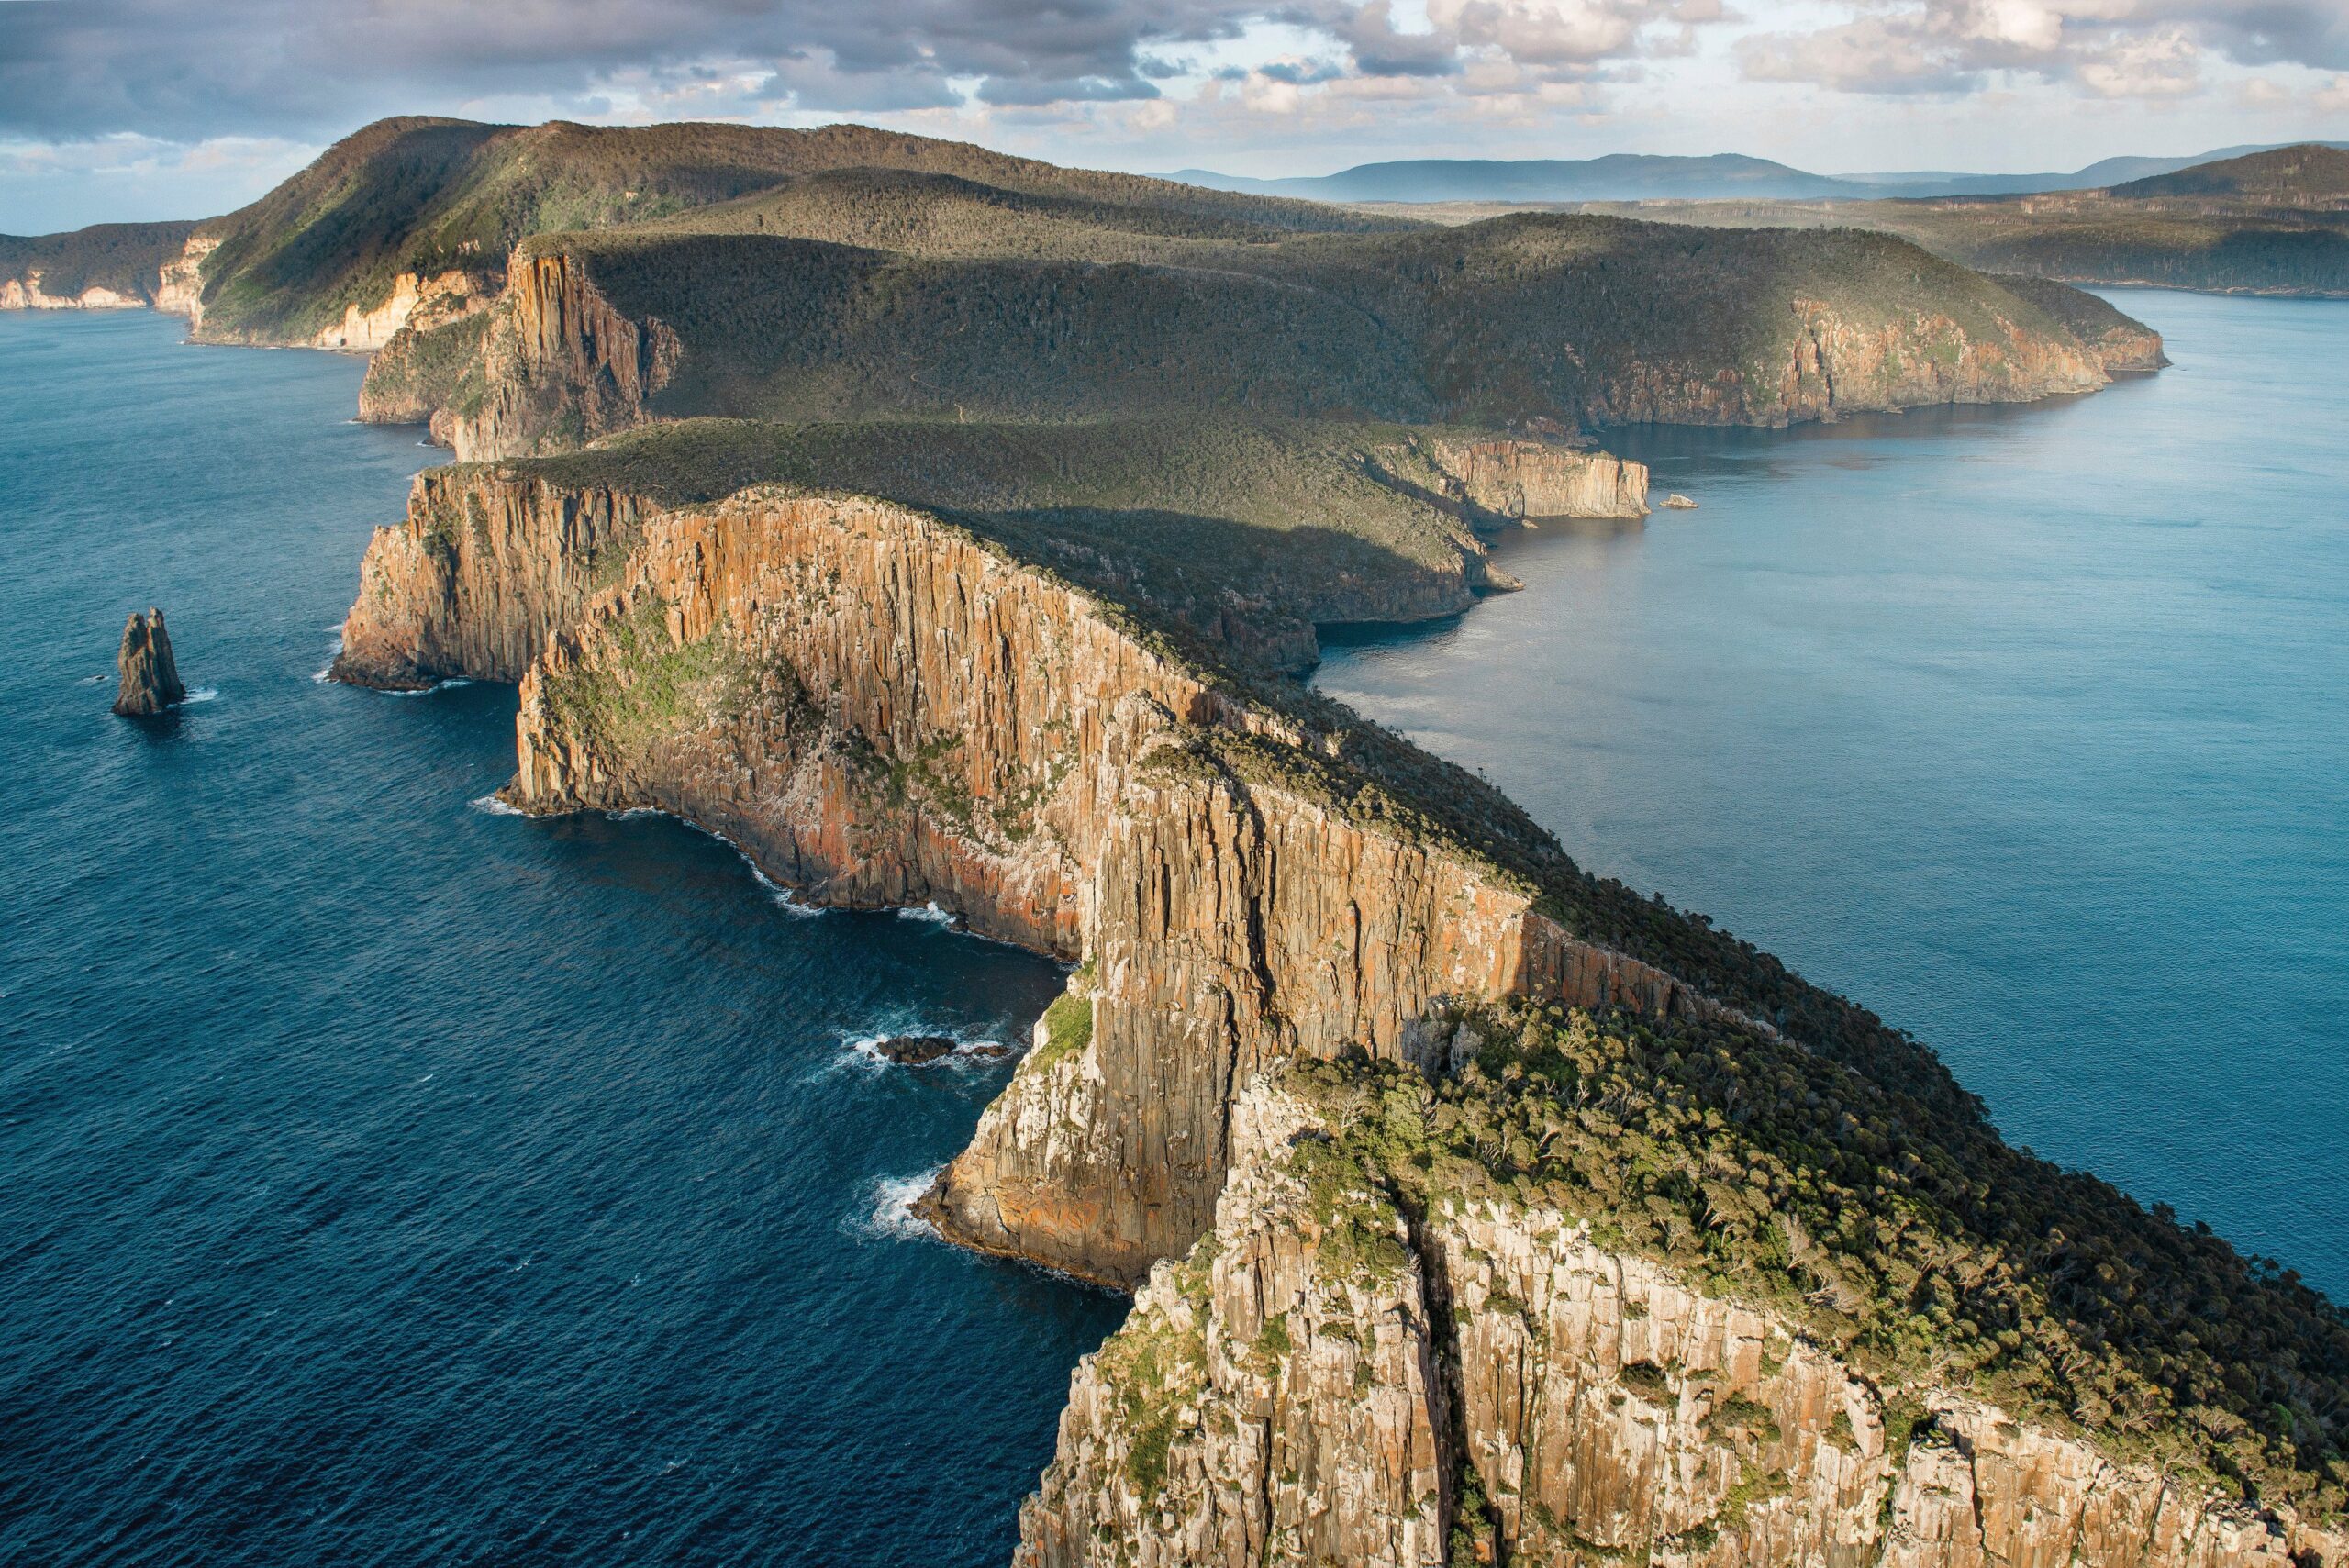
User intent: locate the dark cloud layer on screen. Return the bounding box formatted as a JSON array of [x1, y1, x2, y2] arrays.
[[0, 0, 1266, 139], [7, 0, 2333, 147]]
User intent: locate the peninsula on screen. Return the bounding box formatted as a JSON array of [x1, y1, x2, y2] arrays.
[[27, 116, 2342, 1567]]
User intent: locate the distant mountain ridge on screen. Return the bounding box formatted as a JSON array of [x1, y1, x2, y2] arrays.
[[2110, 143, 2349, 204], [1165, 152, 1855, 203], [1168, 141, 2349, 205]]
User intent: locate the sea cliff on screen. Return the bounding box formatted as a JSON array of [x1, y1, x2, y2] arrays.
[[1022, 1072, 2345, 1568], [378, 224, 2152, 462], [325, 397, 2343, 1568]]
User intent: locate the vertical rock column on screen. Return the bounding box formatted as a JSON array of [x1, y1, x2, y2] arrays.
[[113, 607, 186, 716]]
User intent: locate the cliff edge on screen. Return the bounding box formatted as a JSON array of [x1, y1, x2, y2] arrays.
[[329, 417, 2344, 1565]]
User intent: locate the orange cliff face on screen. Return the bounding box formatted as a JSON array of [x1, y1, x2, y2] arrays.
[[445, 482, 1753, 1284], [330, 467, 659, 689], [331, 461, 1728, 1284], [424, 249, 680, 461], [326, 456, 2348, 1568]]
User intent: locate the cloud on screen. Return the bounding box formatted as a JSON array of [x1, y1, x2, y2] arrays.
[[0, 0, 1270, 140], [1733, 0, 2349, 98]]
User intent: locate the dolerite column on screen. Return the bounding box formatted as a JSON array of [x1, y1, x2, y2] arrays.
[[113, 607, 188, 716]]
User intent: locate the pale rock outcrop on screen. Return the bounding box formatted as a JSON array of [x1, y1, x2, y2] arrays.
[[1419, 439, 1650, 520], [1, 275, 143, 311], [1020, 1078, 2349, 1568], [308, 268, 494, 352], [153, 235, 218, 323], [113, 607, 186, 716]]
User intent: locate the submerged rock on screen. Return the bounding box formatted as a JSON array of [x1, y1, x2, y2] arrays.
[[874, 1035, 960, 1066], [112, 607, 187, 716]]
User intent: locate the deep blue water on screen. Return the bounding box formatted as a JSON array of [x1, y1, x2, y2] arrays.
[[0, 310, 1122, 1567], [6, 291, 2344, 1567], [1318, 290, 2349, 1297]]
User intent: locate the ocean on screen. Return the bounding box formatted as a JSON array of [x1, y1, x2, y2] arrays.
[[3, 287, 2343, 1564], [1316, 289, 2349, 1298], [0, 310, 1120, 1566]]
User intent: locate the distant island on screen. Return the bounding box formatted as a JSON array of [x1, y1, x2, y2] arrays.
[[13, 116, 2344, 1567]]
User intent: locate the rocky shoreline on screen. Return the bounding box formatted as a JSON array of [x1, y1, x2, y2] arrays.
[[325, 432, 2347, 1566]]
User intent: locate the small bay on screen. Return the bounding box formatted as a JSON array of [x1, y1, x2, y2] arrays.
[[1316, 290, 2349, 1298]]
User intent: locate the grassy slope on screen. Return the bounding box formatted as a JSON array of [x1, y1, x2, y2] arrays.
[[0, 221, 198, 301], [504, 416, 1502, 654], [517, 199, 2116, 434], [186, 117, 1408, 343]]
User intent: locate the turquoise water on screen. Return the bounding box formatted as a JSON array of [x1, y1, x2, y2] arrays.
[[0, 310, 1121, 1565], [1317, 290, 2349, 1296]]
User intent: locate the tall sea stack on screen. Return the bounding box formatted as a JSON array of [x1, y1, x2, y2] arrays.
[[112, 608, 186, 716]]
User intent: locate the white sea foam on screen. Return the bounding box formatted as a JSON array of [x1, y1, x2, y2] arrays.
[[182, 687, 219, 705], [833, 1026, 1018, 1077], [846, 1166, 944, 1242], [381, 677, 472, 697], [469, 794, 526, 817], [896, 901, 956, 927], [747, 862, 825, 918]]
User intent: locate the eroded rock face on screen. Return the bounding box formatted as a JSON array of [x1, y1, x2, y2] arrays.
[[152, 235, 217, 323], [1579, 301, 2110, 428], [1020, 1086, 1449, 1568], [330, 467, 658, 688], [414, 480, 1720, 1284], [309, 269, 492, 352], [1021, 1078, 2349, 1568], [1418, 439, 1651, 521], [113, 607, 186, 716], [432, 249, 680, 461], [332, 462, 1765, 1284]]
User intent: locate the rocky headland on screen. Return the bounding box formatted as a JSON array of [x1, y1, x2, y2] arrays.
[[329, 414, 2348, 1566], [112, 607, 186, 717], [61, 108, 2337, 1568]]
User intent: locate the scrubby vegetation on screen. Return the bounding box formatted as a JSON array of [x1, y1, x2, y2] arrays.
[[2110, 145, 2349, 205], [1556, 168, 2349, 298], [494, 416, 1525, 670], [0, 221, 196, 302], [514, 200, 2121, 438], [160, 116, 1404, 344], [537, 599, 749, 762], [1889, 207, 2349, 298], [1034, 986, 1095, 1073], [1286, 1001, 2349, 1517]]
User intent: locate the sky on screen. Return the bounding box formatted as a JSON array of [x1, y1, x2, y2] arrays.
[[4, 0, 2347, 233]]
